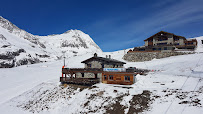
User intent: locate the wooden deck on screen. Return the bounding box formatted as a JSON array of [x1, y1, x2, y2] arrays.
[[60, 77, 100, 86]]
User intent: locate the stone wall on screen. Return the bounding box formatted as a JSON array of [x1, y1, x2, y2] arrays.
[[85, 61, 102, 68], [76, 72, 102, 80], [85, 60, 123, 68], [123, 52, 193, 62]]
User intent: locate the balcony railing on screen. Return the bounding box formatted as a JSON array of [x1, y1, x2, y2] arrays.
[[60, 77, 100, 85]]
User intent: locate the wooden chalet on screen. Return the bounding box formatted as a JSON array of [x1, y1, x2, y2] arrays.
[[128, 31, 197, 52], [60, 53, 137, 85]]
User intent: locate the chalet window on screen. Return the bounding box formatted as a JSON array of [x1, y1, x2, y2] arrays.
[[158, 37, 167, 41], [104, 75, 107, 80], [202, 40, 203, 44], [157, 43, 167, 45], [87, 64, 91, 68], [125, 76, 130, 81], [149, 39, 153, 42], [109, 75, 113, 80], [81, 73, 84, 77], [174, 38, 179, 41], [164, 47, 167, 50]]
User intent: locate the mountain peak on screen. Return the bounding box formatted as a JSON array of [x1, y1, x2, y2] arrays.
[[0, 17, 102, 68]]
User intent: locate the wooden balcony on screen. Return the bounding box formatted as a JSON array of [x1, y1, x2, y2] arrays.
[[62, 68, 103, 74], [60, 77, 100, 86]]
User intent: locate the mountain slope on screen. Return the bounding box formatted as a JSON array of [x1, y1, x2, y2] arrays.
[[0, 52, 203, 114], [0, 16, 102, 68]]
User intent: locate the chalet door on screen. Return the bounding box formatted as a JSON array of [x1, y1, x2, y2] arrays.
[[95, 73, 97, 78]]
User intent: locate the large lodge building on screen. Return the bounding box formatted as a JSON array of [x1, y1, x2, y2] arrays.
[[60, 53, 137, 85], [129, 31, 197, 52]]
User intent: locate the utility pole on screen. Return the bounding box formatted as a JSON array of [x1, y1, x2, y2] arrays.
[[62, 51, 66, 67]]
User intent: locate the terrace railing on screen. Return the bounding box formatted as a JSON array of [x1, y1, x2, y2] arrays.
[[60, 77, 100, 86]]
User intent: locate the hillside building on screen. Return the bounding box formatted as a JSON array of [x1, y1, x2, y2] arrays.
[[60, 53, 136, 85], [129, 31, 197, 52]]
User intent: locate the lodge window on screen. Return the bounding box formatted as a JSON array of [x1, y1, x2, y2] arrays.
[[186, 42, 193, 45], [174, 38, 179, 41], [202, 40, 203, 44], [158, 37, 167, 41], [109, 75, 113, 80], [87, 64, 91, 68], [125, 76, 130, 81], [148, 40, 153, 42], [104, 75, 107, 80], [164, 47, 167, 50], [157, 43, 167, 45]]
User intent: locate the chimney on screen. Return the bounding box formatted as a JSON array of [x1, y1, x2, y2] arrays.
[[94, 53, 97, 57], [106, 55, 108, 58], [109, 55, 111, 59]]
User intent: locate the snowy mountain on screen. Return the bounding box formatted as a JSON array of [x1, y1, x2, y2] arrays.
[[0, 16, 102, 68]]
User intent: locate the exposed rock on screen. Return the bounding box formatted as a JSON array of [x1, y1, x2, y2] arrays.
[[0, 34, 6, 40], [16, 58, 40, 66], [0, 60, 15, 68]]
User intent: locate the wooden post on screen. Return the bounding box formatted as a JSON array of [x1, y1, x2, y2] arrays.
[[71, 73, 73, 78]]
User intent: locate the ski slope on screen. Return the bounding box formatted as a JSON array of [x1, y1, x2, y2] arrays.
[[0, 51, 202, 114]]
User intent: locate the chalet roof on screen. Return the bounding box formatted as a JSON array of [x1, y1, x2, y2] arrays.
[[81, 56, 126, 64], [144, 31, 186, 41]]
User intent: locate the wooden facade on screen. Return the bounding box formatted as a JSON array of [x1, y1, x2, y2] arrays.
[[102, 72, 135, 85], [60, 54, 137, 85], [129, 31, 197, 53]]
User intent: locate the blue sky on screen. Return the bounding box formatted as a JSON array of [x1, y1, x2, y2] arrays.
[[1, 0, 203, 51]]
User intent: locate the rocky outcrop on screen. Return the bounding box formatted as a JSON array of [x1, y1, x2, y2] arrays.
[[123, 52, 194, 62]]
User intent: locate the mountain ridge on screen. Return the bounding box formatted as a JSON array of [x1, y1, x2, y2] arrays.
[[0, 16, 102, 68]]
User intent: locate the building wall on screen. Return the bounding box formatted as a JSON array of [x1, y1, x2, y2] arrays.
[[153, 37, 156, 45], [98, 73, 102, 82], [85, 61, 102, 68], [102, 72, 134, 85], [145, 41, 148, 46], [85, 60, 123, 68], [179, 38, 185, 45], [76, 72, 102, 80], [167, 35, 173, 44], [104, 64, 123, 68]]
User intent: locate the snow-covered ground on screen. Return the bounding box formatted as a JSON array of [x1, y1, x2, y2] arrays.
[[0, 51, 203, 114]]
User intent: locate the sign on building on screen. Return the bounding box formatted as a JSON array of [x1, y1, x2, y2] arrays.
[[103, 68, 126, 72]]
